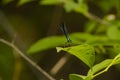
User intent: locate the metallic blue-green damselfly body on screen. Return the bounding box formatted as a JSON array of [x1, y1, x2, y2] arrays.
[[60, 22, 72, 44]]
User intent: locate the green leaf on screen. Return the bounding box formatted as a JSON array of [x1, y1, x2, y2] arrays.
[[28, 32, 87, 54], [69, 74, 84, 80], [70, 32, 94, 42], [56, 44, 95, 68], [69, 74, 92, 80], [107, 26, 120, 40], [71, 32, 120, 46], [40, 0, 61, 5], [56, 47, 63, 53], [17, 0, 33, 6], [28, 36, 66, 54], [27, 32, 91, 54], [87, 53, 120, 76], [87, 53, 120, 78], [87, 59, 113, 75], [84, 76, 92, 80]]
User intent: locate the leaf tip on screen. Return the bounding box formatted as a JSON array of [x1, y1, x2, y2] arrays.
[[56, 47, 63, 52]]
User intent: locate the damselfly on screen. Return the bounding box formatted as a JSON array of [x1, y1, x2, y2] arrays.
[[60, 22, 72, 46]]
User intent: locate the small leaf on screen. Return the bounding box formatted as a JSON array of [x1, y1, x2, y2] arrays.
[[57, 44, 95, 68], [56, 47, 63, 52], [69, 74, 84, 80], [17, 0, 33, 6]]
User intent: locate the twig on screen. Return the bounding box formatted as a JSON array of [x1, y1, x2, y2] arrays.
[[85, 12, 112, 26], [50, 54, 70, 75], [0, 39, 55, 80]]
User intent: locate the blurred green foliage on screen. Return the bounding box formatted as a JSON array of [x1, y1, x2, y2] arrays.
[[0, 0, 120, 80]]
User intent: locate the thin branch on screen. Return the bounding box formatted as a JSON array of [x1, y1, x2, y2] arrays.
[[0, 39, 56, 80], [50, 54, 70, 75], [85, 12, 112, 26]]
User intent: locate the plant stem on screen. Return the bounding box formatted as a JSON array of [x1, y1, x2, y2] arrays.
[[85, 12, 112, 26]]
